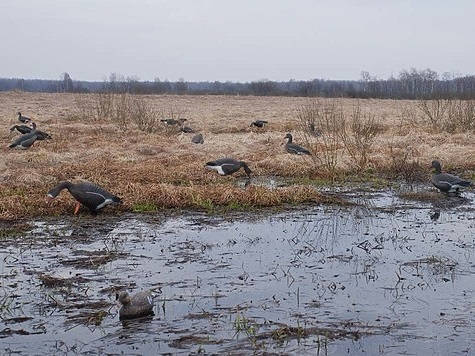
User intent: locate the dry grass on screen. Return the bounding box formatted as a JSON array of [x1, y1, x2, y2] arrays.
[[1, 92, 474, 219]]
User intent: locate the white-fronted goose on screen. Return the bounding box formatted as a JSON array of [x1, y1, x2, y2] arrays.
[[431, 160, 472, 193], [17, 112, 32, 123], [206, 158, 252, 178], [191, 133, 204, 144], [9, 123, 38, 149], [46, 181, 122, 214], [284, 133, 311, 155], [250, 120, 268, 128]]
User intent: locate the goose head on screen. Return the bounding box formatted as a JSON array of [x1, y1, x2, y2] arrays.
[[431, 160, 442, 173], [116, 291, 131, 305]]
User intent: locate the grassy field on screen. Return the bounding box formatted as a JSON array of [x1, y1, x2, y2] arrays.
[[1, 91, 474, 219]]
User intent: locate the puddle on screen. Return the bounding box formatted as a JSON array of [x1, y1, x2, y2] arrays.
[[0, 188, 474, 355]]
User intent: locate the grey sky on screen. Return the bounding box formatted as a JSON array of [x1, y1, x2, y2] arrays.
[[1, 0, 473, 81]]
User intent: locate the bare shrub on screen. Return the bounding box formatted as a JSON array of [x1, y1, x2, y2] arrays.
[[340, 104, 382, 171], [130, 96, 162, 133], [297, 100, 344, 180], [445, 100, 475, 133], [95, 92, 115, 119], [111, 93, 132, 130], [417, 99, 451, 131], [72, 94, 96, 121], [382, 142, 425, 183]]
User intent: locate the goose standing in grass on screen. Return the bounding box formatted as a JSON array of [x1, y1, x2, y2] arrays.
[[284, 133, 311, 155], [191, 133, 204, 144], [8, 123, 38, 149], [431, 160, 472, 193], [180, 125, 194, 133], [206, 158, 252, 178], [250, 120, 268, 128], [45, 181, 122, 215], [116, 290, 154, 320], [17, 112, 32, 123]]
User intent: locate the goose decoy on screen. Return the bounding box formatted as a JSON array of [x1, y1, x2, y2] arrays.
[[35, 130, 52, 141], [191, 133, 204, 144], [206, 158, 252, 178], [250, 120, 268, 128], [431, 160, 472, 193], [161, 118, 186, 126], [10, 125, 32, 135], [17, 112, 32, 123], [45, 181, 122, 214], [180, 126, 194, 133], [116, 290, 154, 320], [8, 123, 38, 149], [284, 133, 311, 155]]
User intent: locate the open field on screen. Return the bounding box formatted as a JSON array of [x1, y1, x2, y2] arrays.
[[1, 92, 474, 219]]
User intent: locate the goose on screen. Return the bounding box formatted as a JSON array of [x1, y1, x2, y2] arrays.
[[180, 126, 194, 133], [191, 133, 204, 144], [250, 120, 268, 128], [10, 125, 52, 140], [45, 181, 122, 214], [284, 133, 311, 155], [206, 158, 252, 178], [161, 118, 186, 126], [10, 125, 32, 135], [9, 122, 38, 149], [431, 160, 472, 193], [17, 112, 32, 123], [116, 290, 154, 320]]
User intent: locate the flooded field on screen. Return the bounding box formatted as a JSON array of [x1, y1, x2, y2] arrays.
[[0, 187, 474, 355]]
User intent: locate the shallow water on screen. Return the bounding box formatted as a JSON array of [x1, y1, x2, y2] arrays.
[[0, 188, 474, 355]]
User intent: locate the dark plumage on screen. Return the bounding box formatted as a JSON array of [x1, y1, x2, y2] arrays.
[[180, 126, 194, 133], [284, 133, 311, 155], [431, 160, 472, 193], [116, 291, 154, 320], [10, 125, 32, 135], [10, 125, 52, 140], [9, 123, 38, 149], [205, 158, 252, 178], [46, 181, 122, 214], [161, 118, 186, 125], [17, 112, 32, 123], [250, 120, 268, 128], [191, 133, 204, 144]]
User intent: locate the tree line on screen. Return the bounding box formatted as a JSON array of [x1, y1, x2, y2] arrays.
[[1, 69, 475, 99]]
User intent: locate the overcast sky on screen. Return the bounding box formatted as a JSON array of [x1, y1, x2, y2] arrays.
[[1, 0, 473, 82]]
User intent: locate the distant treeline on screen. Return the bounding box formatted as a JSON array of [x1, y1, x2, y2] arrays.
[[1, 69, 475, 99]]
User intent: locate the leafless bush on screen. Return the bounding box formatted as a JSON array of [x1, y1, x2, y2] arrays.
[[95, 92, 115, 119], [417, 99, 475, 133], [72, 94, 96, 121], [298, 100, 344, 180], [130, 96, 162, 133], [110, 93, 131, 130], [340, 104, 382, 171], [445, 100, 475, 133], [382, 142, 425, 183]]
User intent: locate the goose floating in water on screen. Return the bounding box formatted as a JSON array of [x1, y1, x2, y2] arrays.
[[116, 290, 154, 320], [431, 160, 472, 193], [46, 181, 122, 214], [250, 120, 268, 128], [9, 123, 38, 149], [206, 158, 252, 178], [284, 133, 311, 155], [191, 133, 204, 144], [17, 112, 32, 123]]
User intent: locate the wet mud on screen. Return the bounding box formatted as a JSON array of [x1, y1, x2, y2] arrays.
[[0, 187, 474, 355]]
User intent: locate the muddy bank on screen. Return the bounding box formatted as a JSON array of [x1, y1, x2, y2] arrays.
[[0, 188, 474, 354]]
